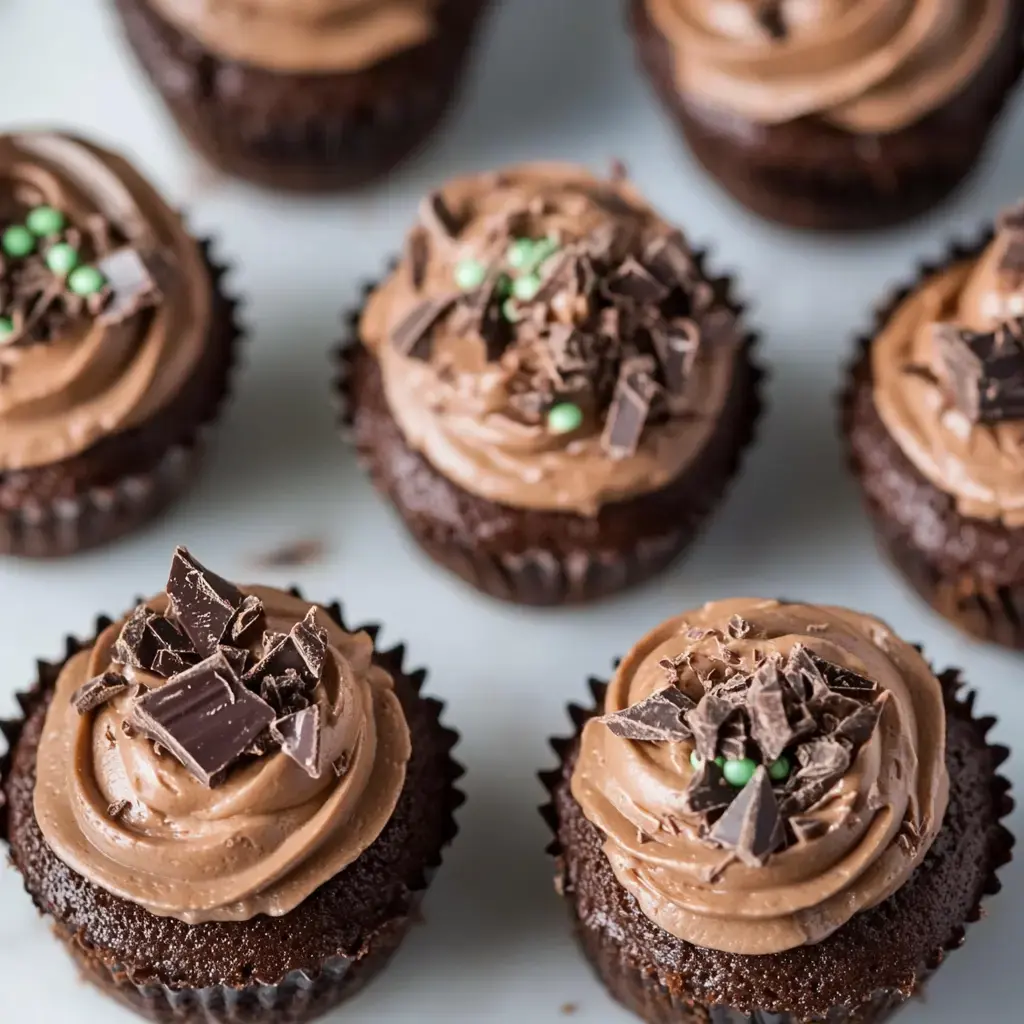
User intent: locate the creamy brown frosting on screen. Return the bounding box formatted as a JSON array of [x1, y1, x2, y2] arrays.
[[646, 0, 1011, 132], [0, 132, 210, 473], [147, 0, 440, 73], [571, 598, 949, 955], [33, 585, 410, 924], [872, 214, 1024, 525], [360, 163, 742, 517]]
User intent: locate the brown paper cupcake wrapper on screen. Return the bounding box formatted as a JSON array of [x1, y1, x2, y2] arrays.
[[334, 258, 765, 606], [114, 0, 492, 192], [0, 595, 463, 1024], [539, 667, 1014, 1024], [0, 238, 243, 558]]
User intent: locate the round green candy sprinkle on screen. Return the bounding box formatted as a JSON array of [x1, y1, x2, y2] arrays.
[[45, 242, 79, 275], [689, 752, 725, 770], [26, 205, 65, 237], [501, 298, 521, 323], [454, 258, 487, 291], [506, 238, 536, 270], [768, 755, 791, 782], [67, 265, 107, 296], [547, 402, 583, 435], [722, 757, 757, 787], [2, 225, 35, 258], [496, 273, 513, 298], [512, 274, 541, 302], [0, 316, 14, 340]]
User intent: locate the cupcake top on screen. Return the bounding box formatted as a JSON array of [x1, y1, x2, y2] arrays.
[[646, 0, 1011, 132], [570, 598, 949, 955], [872, 203, 1024, 525], [33, 548, 411, 924], [360, 163, 743, 517], [0, 132, 210, 473], [147, 0, 441, 73]]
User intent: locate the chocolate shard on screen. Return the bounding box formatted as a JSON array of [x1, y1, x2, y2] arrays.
[[113, 605, 193, 678], [726, 615, 752, 640], [419, 191, 461, 240], [263, 631, 287, 651], [790, 815, 828, 844], [783, 645, 831, 702], [390, 296, 457, 360], [709, 766, 786, 867], [686, 693, 736, 760], [96, 247, 163, 325], [601, 357, 660, 458], [72, 671, 129, 714], [271, 705, 322, 779], [130, 653, 275, 787], [260, 668, 314, 716], [244, 607, 328, 688], [794, 736, 851, 783], [934, 319, 1024, 424], [718, 715, 749, 761], [681, 759, 734, 814], [598, 687, 695, 743], [230, 594, 265, 646], [218, 644, 250, 678], [407, 226, 429, 290], [112, 605, 154, 669], [606, 256, 670, 304], [652, 321, 700, 397], [833, 693, 887, 748], [813, 655, 878, 699], [292, 608, 328, 680], [642, 233, 696, 288], [746, 659, 793, 762], [166, 547, 243, 658]]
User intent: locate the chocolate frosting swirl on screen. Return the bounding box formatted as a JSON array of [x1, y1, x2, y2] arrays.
[[645, 0, 1011, 132], [147, 0, 440, 73], [33, 586, 410, 924], [0, 132, 209, 472], [570, 598, 949, 955], [872, 213, 1024, 525], [360, 163, 742, 517]]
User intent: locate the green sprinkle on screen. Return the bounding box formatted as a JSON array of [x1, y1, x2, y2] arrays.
[[768, 755, 791, 782], [26, 205, 65, 237], [506, 238, 535, 270], [512, 274, 541, 302], [67, 265, 106, 296], [722, 757, 757, 787], [547, 402, 583, 435], [0, 316, 14, 341], [454, 258, 487, 292], [689, 751, 725, 770], [502, 297, 520, 323], [2, 225, 35, 258], [496, 273, 513, 299], [45, 242, 79, 275]]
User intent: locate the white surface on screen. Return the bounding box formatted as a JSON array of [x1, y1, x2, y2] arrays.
[[0, 1, 1021, 1021]]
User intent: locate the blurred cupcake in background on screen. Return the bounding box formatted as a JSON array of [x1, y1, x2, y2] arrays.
[[629, 0, 1024, 230], [114, 0, 492, 192], [339, 162, 763, 606]]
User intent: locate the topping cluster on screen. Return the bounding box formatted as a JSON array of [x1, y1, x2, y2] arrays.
[[599, 617, 886, 868], [71, 548, 334, 789], [390, 180, 735, 459]]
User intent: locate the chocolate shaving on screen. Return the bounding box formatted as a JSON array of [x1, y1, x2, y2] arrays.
[[113, 605, 193, 677], [260, 668, 314, 716], [682, 759, 734, 814], [407, 227, 429, 290], [833, 693, 887, 748], [271, 705, 322, 778], [72, 671, 129, 714], [933, 319, 1024, 424], [419, 191, 461, 240], [601, 357, 660, 457], [230, 594, 266, 645], [727, 615, 752, 639], [686, 694, 736, 760], [96, 247, 162, 324], [245, 608, 327, 688], [790, 815, 827, 844], [605, 256, 670, 304], [390, 296, 457, 360], [642, 233, 697, 288], [709, 766, 786, 866], [166, 547, 243, 658], [599, 687, 694, 742], [652, 321, 699, 397]]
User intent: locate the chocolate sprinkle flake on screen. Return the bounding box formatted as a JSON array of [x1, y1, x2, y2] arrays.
[[709, 766, 786, 867], [72, 671, 129, 714], [390, 295, 457, 360], [601, 357, 660, 457], [933, 319, 1024, 424], [599, 687, 694, 742], [166, 547, 243, 658], [271, 705, 322, 779]]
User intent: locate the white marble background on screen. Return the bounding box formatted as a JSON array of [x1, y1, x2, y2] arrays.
[[0, 1, 1021, 1021]]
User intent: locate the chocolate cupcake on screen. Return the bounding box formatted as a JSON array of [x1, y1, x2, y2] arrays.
[[543, 599, 1014, 1024], [339, 163, 762, 606], [629, 0, 1024, 231], [113, 0, 491, 192], [842, 203, 1024, 648], [0, 132, 241, 557], [0, 547, 461, 1023]]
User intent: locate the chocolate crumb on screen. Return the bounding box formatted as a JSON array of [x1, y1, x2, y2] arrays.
[[72, 671, 129, 714]]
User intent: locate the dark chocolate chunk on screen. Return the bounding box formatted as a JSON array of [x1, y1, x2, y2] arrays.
[[682, 759, 734, 814], [291, 608, 328, 680], [934, 319, 1024, 424], [606, 256, 670, 304], [782, 646, 831, 702], [72, 671, 129, 714], [244, 608, 328, 688], [260, 668, 314, 716], [166, 547, 243, 658], [407, 227, 429, 289], [718, 715, 749, 761], [131, 653, 274, 787], [642, 233, 696, 288], [686, 693, 736, 760], [598, 687, 695, 743], [601, 357, 660, 458], [96, 247, 162, 324], [746, 660, 791, 762], [813, 655, 878, 699], [794, 737, 851, 783], [229, 594, 265, 645], [833, 694, 886, 748], [419, 191, 461, 240], [790, 815, 828, 844], [113, 606, 193, 677], [652, 321, 700, 396], [263, 631, 287, 651], [271, 705, 322, 779], [709, 766, 786, 867], [390, 296, 457, 360], [112, 606, 154, 669], [218, 645, 250, 678]]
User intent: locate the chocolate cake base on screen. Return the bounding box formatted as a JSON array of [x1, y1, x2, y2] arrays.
[[543, 674, 1013, 1024], [0, 605, 463, 1024], [0, 240, 241, 558], [628, 0, 1024, 231], [113, 0, 490, 192]]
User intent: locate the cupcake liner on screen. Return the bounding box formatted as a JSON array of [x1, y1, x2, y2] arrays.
[[838, 228, 1024, 648], [0, 596, 463, 1024], [334, 259, 765, 606], [0, 238, 243, 558], [114, 0, 492, 192], [540, 666, 1014, 1024], [629, 0, 1024, 231]]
